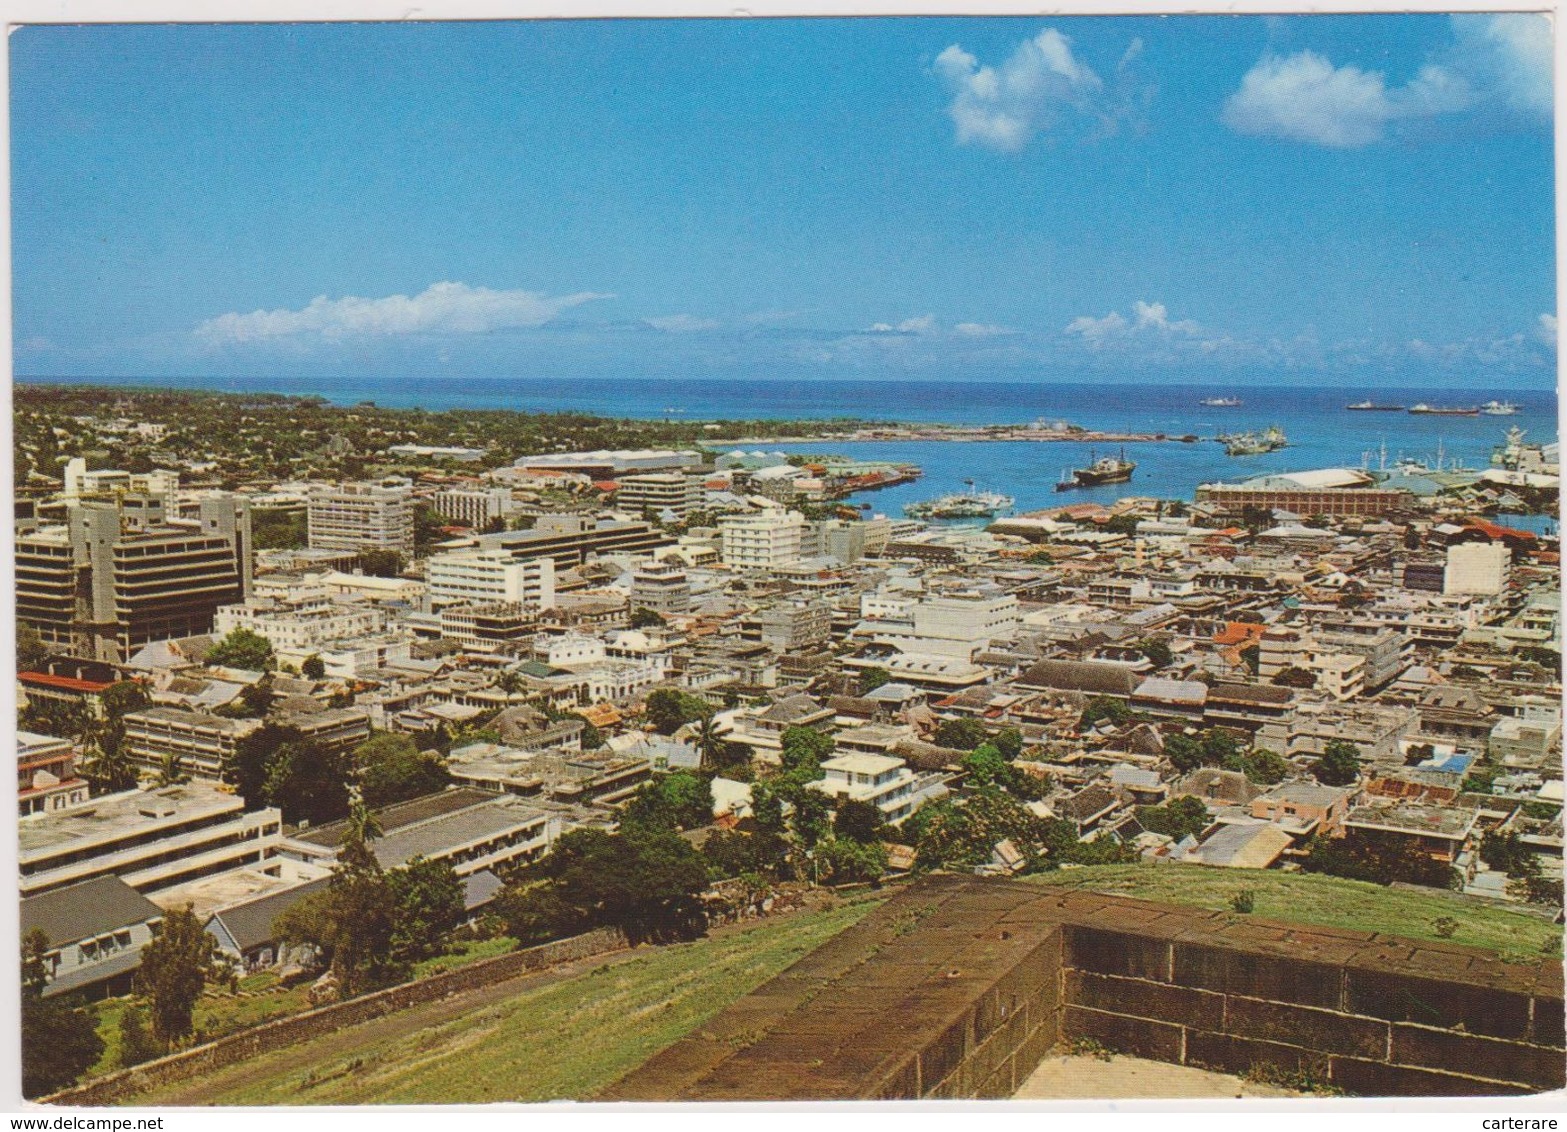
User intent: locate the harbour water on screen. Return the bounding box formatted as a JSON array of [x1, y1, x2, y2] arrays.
[[21, 374, 1558, 513]]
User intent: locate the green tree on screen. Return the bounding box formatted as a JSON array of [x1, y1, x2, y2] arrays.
[[961, 743, 1010, 788], [1243, 748, 1290, 785], [934, 717, 990, 751], [1313, 740, 1362, 787], [814, 836, 887, 884], [1078, 696, 1130, 731], [911, 787, 1046, 872], [357, 547, 405, 578], [644, 688, 712, 735], [833, 798, 886, 844], [857, 666, 892, 695], [354, 732, 450, 810], [993, 727, 1025, 761], [385, 856, 465, 965], [16, 624, 50, 673], [694, 714, 730, 772], [301, 654, 327, 680], [132, 905, 227, 1050], [1271, 666, 1318, 689], [629, 607, 666, 629], [206, 627, 275, 671], [702, 828, 791, 881], [1136, 796, 1210, 841], [779, 725, 835, 774], [226, 722, 303, 808], [620, 772, 714, 833], [264, 739, 353, 826], [116, 1005, 162, 1069], [789, 787, 836, 849], [20, 929, 105, 1098], [1137, 639, 1173, 670], [496, 826, 709, 946], [274, 800, 405, 995], [1164, 732, 1204, 773]]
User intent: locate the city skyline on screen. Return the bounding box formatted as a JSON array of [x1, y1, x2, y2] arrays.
[[11, 14, 1558, 387]]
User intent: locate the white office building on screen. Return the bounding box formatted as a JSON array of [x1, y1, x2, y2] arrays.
[[307, 479, 415, 557], [426, 549, 556, 611], [720, 509, 805, 572]]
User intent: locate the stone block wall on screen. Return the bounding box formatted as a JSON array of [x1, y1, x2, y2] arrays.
[[605, 875, 1564, 1100]]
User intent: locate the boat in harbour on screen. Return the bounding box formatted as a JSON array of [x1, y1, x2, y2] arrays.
[[1056, 449, 1136, 490], [1200, 396, 1243, 407], [1220, 425, 1288, 456], [1409, 403, 1480, 416], [1345, 399, 1406, 411], [905, 485, 1014, 520], [1481, 400, 1520, 416]]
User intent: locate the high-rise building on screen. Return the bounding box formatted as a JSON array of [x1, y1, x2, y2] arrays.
[[16, 494, 253, 662], [473, 514, 671, 569], [433, 487, 515, 529], [617, 472, 702, 520], [720, 509, 805, 572], [1444, 541, 1511, 596], [307, 479, 415, 558], [426, 549, 556, 610], [630, 560, 691, 615]]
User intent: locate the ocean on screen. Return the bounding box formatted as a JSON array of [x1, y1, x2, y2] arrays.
[[18, 374, 1559, 521]]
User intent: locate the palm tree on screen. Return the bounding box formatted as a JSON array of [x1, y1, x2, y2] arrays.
[[694, 714, 730, 772]]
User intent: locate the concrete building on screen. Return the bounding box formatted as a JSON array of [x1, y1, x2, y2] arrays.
[[742, 598, 833, 652], [121, 707, 263, 780], [20, 876, 165, 1000], [20, 783, 284, 897], [617, 472, 702, 520], [474, 515, 670, 570], [808, 753, 935, 824], [277, 788, 562, 877], [1444, 541, 1511, 596], [214, 577, 385, 655], [720, 509, 805, 572], [387, 444, 486, 462], [439, 601, 539, 653], [514, 449, 702, 478], [433, 487, 516, 528], [18, 732, 90, 817], [307, 479, 415, 558], [630, 560, 691, 616], [427, 549, 556, 611], [16, 495, 253, 663]]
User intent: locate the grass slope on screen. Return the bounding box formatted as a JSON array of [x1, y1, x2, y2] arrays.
[[128, 898, 881, 1106], [1024, 864, 1561, 961]]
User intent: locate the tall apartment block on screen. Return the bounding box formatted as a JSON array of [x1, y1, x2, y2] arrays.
[[15, 494, 253, 663], [617, 472, 702, 520], [307, 479, 415, 558]]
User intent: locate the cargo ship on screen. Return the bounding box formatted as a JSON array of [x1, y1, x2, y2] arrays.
[[1409, 403, 1480, 416], [1056, 450, 1136, 490], [1345, 399, 1406, 411]]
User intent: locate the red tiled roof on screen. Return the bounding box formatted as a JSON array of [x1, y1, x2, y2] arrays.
[[19, 671, 113, 693]]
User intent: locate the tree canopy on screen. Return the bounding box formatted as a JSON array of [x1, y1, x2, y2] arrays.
[[21, 929, 105, 1098], [206, 627, 275, 671], [133, 905, 229, 1050]]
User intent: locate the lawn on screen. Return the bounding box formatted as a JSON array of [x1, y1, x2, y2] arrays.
[[126, 896, 883, 1106], [1023, 864, 1562, 961], [84, 936, 519, 1080]]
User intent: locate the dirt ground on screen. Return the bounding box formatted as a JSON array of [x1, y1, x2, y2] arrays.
[[1017, 1054, 1303, 1099]]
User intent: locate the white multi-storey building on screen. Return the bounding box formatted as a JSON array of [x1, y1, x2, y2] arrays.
[[617, 472, 702, 519], [1445, 541, 1511, 596], [426, 549, 556, 611], [433, 487, 516, 528], [720, 509, 805, 572], [214, 577, 385, 653], [307, 479, 415, 557], [808, 753, 927, 824], [20, 783, 284, 898]]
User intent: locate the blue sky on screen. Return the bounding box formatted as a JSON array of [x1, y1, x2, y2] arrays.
[[10, 15, 1557, 387]]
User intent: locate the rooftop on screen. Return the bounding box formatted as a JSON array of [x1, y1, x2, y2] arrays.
[[19, 783, 247, 860]]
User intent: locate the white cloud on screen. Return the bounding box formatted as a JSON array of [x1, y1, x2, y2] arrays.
[[1537, 312, 1558, 346], [1064, 300, 1202, 347], [1451, 13, 1552, 117], [954, 321, 1014, 337], [1224, 15, 1551, 147], [934, 29, 1105, 152], [644, 314, 719, 333], [1222, 51, 1396, 147], [866, 315, 937, 335], [194, 281, 610, 344]]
